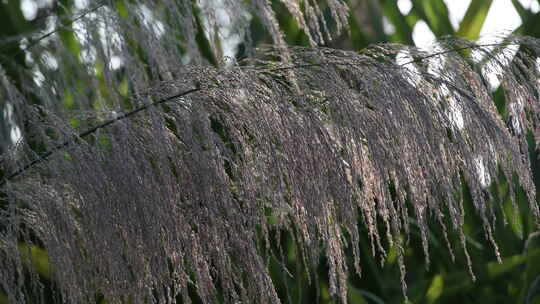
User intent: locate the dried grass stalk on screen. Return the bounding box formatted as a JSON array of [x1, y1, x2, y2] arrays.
[[0, 1, 540, 303]]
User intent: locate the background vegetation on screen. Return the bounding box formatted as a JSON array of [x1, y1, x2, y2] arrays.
[[1, 0, 540, 303]]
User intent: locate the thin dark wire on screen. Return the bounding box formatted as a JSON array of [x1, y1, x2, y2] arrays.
[[0, 86, 202, 186], [526, 275, 540, 304], [264, 42, 522, 71], [0, 0, 108, 63], [397, 42, 519, 66], [0, 39, 526, 186]]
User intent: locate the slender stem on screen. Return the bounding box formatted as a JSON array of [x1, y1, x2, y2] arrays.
[[0, 87, 201, 186], [0, 0, 109, 62], [397, 42, 519, 66], [265, 42, 522, 73], [0, 40, 525, 185]]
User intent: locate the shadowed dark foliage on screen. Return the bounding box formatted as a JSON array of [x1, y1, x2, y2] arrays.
[[1, 1, 540, 303]]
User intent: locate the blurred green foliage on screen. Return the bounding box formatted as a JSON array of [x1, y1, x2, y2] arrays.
[[2, 0, 540, 303]]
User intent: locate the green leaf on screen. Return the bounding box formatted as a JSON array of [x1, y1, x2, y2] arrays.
[[504, 197, 524, 240], [349, 284, 386, 304], [381, 0, 415, 44], [411, 0, 455, 37], [18, 243, 52, 280], [425, 274, 444, 303], [486, 251, 527, 279], [58, 27, 82, 58], [457, 0, 493, 40], [517, 10, 540, 37], [192, 2, 218, 66], [0, 293, 7, 304], [115, 0, 129, 19], [519, 234, 540, 301], [511, 0, 532, 21]]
